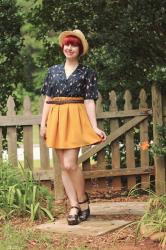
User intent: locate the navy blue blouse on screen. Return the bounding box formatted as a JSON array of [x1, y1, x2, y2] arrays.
[[41, 64, 98, 100]]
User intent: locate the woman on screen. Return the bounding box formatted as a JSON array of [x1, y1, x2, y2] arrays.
[[40, 29, 106, 225]]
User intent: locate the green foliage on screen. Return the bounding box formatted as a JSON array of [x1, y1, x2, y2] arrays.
[[2, 0, 165, 112], [151, 124, 166, 156], [0, 0, 24, 114], [14, 0, 47, 110], [0, 0, 26, 147], [114, 191, 166, 248], [0, 222, 90, 250], [0, 161, 54, 221], [29, 0, 166, 97], [136, 194, 166, 247], [117, 187, 166, 247], [0, 223, 54, 250]]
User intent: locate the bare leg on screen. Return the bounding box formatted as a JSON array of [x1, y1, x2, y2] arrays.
[[56, 148, 89, 221], [62, 149, 86, 201], [55, 149, 78, 208], [62, 149, 90, 220]]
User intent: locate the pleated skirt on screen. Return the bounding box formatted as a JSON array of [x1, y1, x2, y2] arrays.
[[45, 97, 102, 149]]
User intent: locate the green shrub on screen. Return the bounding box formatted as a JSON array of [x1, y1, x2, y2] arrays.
[[0, 161, 54, 221], [151, 124, 166, 156]]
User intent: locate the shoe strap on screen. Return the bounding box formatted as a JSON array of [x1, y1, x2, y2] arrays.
[[78, 193, 90, 204], [79, 199, 90, 204], [70, 206, 80, 210]]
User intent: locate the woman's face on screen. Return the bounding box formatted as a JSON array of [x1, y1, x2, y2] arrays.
[[63, 44, 80, 59]]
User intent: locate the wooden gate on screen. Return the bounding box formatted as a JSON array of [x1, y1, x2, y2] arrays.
[[0, 87, 157, 200], [52, 88, 153, 199]]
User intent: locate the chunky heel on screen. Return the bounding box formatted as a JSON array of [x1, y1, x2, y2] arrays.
[[78, 192, 90, 221]]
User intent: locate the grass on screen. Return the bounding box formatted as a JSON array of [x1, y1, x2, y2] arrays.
[[0, 223, 55, 250], [0, 223, 91, 250], [126, 186, 166, 248], [0, 162, 54, 221]]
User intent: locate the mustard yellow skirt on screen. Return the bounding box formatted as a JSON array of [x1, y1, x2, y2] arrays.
[[45, 97, 102, 149]]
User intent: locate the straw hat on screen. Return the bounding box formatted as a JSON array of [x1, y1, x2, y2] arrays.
[[58, 29, 89, 56]]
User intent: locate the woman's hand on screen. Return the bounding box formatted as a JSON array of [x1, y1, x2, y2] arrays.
[[93, 127, 107, 141], [40, 125, 47, 140]]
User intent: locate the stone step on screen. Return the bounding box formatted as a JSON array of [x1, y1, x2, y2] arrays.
[[35, 202, 146, 236]]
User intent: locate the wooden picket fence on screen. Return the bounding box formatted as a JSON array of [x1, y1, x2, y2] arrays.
[[152, 84, 166, 195], [0, 84, 165, 200]]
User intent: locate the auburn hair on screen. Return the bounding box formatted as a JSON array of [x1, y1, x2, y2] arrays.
[[62, 35, 83, 55]]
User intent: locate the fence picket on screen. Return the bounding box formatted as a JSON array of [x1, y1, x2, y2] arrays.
[[96, 93, 106, 169], [39, 97, 50, 169], [109, 91, 121, 190], [91, 92, 108, 188], [124, 90, 136, 190], [7, 96, 17, 166], [139, 89, 150, 189], [23, 96, 33, 169]]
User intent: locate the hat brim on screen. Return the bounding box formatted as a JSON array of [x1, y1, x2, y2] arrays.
[[58, 31, 89, 56]]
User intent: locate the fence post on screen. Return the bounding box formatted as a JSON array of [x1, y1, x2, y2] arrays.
[[52, 150, 65, 202], [152, 83, 166, 194], [139, 89, 150, 189]]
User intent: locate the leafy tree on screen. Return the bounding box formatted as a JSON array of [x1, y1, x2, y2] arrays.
[[16, 0, 44, 97], [0, 0, 24, 114], [102, 0, 166, 92], [30, 0, 166, 99]]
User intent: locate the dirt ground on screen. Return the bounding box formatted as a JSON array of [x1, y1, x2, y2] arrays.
[[0, 193, 164, 250], [0, 179, 161, 249], [1, 213, 161, 250]]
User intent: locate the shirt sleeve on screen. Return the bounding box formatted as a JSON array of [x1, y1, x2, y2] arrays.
[[84, 70, 99, 101], [41, 68, 53, 96]]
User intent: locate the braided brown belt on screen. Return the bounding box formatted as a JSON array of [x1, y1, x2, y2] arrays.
[[46, 99, 84, 105]]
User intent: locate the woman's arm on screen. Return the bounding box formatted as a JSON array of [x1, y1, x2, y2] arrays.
[[40, 96, 52, 139], [84, 99, 106, 141]]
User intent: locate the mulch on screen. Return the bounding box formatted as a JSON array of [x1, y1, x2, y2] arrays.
[[0, 193, 163, 250]]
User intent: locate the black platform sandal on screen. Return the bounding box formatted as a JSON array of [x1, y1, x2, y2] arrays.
[[78, 192, 90, 221], [67, 206, 80, 225]]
